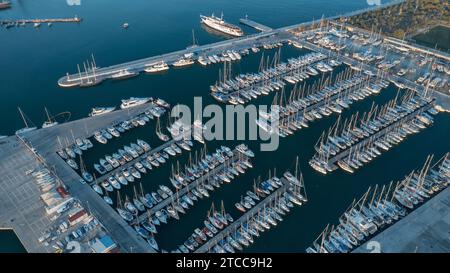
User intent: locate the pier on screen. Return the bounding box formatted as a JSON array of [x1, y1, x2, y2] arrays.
[[239, 17, 272, 32], [194, 177, 292, 253], [136, 148, 250, 223], [56, 0, 407, 88], [1, 16, 81, 26]]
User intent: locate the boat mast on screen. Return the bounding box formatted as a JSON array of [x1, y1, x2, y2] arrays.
[[17, 107, 29, 128]]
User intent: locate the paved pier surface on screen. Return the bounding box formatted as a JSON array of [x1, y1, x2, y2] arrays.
[[195, 178, 290, 253], [137, 149, 248, 222], [239, 18, 272, 32], [0, 136, 54, 252], [45, 152, 154, 252], [354, 187, 450, 253]]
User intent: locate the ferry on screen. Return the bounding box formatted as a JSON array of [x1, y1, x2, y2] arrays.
[[200, 13, 243, 37], [120, 97, 150, 109], [89, 106, 115, 117]]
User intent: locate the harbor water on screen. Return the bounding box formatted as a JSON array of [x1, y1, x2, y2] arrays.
[[1, 0, 449, 252]]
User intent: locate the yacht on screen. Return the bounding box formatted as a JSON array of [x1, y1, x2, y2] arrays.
[[89, 106, 115, 117], [200, 13, 244, 37], [120, 97, 150, 109], [144, 61, 169, 73], [111, 69, 138, 80], [172, 57, 195, 67]]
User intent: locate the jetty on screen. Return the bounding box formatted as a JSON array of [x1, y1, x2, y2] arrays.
[[239, 17, 272, 32], [56, 0, 408, 88], [1, 16, 81, 27]]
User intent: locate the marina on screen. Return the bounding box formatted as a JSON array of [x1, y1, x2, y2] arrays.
[[134, 146, 252, 220], [255, 71, 386, 137], [194, 167, 307, 253], [310, 92, 436, 174], [307, 153, 449, 253]]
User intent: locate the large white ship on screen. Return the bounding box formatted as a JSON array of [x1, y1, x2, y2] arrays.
[[200, 13, 244, 37]]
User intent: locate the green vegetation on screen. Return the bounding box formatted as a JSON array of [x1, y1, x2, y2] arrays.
[[413, 25, 450, 51], [349, 0, 450, 39]]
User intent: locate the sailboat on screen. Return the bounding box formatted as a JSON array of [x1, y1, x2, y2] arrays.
[[79, 155, 94, 183], [187, 29, 199, 49], [116, 193, 134, 222], [156, 117, 170, 141], [15, 107, 37, 135], [283, 156, 301, 185], [103, 189, 113, 205], [42, 107, 59, 128], [91, 174, 104, 195]]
